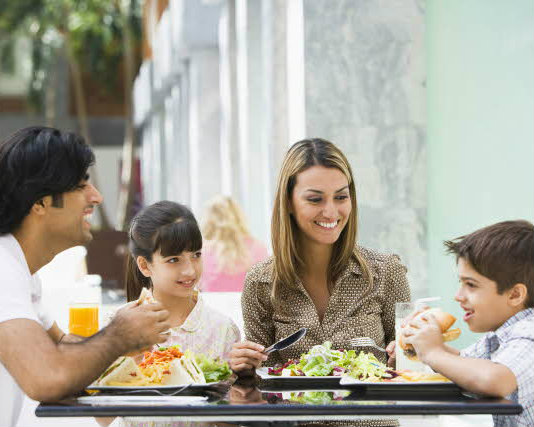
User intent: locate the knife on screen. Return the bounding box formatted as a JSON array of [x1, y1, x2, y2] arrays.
[[264, 327, 307, 354]]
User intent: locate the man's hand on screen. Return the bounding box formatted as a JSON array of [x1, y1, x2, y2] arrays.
[[0, 301, 169, 404], [106, 301, 170, 355], [47, 322, 85, 344], [402, 312, 445, 363], [229, 341, 268, 375]]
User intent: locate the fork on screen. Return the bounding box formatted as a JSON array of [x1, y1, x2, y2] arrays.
[[349, 337, 387, 352], [115, 384, 191, 396]]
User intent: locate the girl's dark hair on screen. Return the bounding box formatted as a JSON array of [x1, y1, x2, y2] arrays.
[[0, 126, 95, 234], [125, 201, 203, 301]]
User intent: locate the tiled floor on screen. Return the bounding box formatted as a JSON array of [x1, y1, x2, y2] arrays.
[[16, 397, 99, 427]]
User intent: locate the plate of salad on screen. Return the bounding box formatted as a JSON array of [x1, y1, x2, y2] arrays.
[[257, 342, 395, 384]]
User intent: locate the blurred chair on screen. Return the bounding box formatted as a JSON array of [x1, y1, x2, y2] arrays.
[[85, 230, 128, 293], [38, 246, 102, 333]]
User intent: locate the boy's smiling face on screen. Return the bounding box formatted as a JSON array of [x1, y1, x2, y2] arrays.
[[454, 257, 519, 332]]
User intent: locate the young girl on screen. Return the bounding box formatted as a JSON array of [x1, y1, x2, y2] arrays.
[[125, 200, 240, 359], [105, 201, 239, 427]]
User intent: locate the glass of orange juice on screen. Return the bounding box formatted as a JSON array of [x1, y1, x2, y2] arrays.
[[69, 303, 99, 337]]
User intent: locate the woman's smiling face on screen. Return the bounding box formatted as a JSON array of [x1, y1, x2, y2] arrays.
[[138, 249, 203, 299], [290, 165, 352, 247]]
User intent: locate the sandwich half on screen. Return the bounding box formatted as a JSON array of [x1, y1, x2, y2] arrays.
[[161, 356, 206, 385], [398, 307, 461, 361], [137, 287, 156, 305], [96, 356, 146, 386]]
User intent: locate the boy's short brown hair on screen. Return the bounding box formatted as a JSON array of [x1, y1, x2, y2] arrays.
[[445, 220, 534, 308]]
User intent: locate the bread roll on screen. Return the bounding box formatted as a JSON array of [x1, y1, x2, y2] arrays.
[[398, 308, 461, 361]]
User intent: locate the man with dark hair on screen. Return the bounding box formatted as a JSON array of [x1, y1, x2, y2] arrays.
[[402, 220, 534, 427], [0, 127, 171, 427]]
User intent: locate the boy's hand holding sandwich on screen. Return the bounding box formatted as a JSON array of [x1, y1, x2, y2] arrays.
[[401, 311, 450, 363], [401, 305, 518, 399], [400, 307, 461, 363]]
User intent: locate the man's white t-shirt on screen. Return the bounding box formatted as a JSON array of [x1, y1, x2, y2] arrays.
[[0, 234, 54, 427]]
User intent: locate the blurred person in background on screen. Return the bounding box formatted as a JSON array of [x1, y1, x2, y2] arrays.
[[201, 195, 268, 292], [0, 127, 170, 427]]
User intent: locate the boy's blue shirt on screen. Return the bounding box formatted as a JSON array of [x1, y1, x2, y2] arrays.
[[460, 308, 534, 427]]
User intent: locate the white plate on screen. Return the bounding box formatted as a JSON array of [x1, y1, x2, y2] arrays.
[[86, 382, 219, 392], [339, 376, 456, 387], [256, 367, 341, 381], [257, 369, 456, 387]]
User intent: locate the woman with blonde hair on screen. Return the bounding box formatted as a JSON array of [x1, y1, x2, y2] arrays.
[[229, 138, 410, 374], [201, 195, 268, 292]]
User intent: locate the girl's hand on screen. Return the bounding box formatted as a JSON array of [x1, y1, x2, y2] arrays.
[[229, 341, 268, 375], [60, 334, 85, 344], [229, 384, 266, 404], [402, 312, 444, 363], [386, 340, 396, 367]]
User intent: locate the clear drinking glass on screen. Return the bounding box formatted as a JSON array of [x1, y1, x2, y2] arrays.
[[395, 301, 430, 372], [69, 302, 99, 337]]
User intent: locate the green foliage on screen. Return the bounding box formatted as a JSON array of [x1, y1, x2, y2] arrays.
[[0, 0, 46, 33], [67, 0, 142, 91], [0, 41, 15, 74], [0, 0, 142, 111]]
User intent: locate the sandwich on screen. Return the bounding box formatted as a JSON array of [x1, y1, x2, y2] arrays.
[[95, 356, 148, 386], [137, 287, 155, 305], [161, 355, 206, 385], [398, 307, 461, 361]]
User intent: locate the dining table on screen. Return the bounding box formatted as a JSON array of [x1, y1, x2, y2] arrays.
[[35, 375, 523, 426]]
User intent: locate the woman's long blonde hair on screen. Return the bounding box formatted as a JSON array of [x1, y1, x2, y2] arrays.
[[202, 195, 252, 273], [271, 138, 372, 297]]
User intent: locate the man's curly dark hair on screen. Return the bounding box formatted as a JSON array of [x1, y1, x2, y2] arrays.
[[0, 126, 95, 234]]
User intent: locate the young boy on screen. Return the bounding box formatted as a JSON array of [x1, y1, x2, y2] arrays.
[[402, 220, 534, 427]]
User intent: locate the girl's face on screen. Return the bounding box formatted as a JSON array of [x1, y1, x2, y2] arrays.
[[290, 165, 352, 247], [137, 249, 203, 299]]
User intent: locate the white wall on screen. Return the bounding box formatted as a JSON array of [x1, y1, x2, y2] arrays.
[[92, 146, 123, 228], [427, 0, 534, 347]]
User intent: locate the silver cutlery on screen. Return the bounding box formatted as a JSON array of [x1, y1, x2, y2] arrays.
[[349, 337, 387, 352], [264, 328, 307, 354], [113, 384, 191, 396]]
